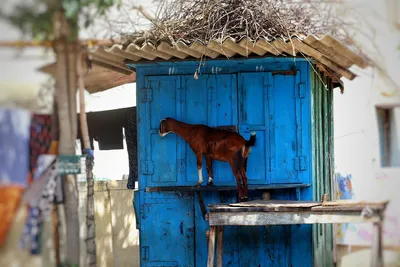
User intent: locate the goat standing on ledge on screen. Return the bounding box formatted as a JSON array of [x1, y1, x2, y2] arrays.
[[159, 117, 256, 202]]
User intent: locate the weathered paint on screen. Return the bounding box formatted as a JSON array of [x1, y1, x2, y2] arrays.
[[132, 58, 332, 267], [311, 69, 335, 267]]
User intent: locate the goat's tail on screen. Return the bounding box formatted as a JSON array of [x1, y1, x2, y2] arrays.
[[245, 131, 256, 147]]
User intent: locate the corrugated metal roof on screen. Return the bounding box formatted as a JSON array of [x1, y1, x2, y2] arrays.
[[39, 34, 367, 93], [88, 34, 368, 81]]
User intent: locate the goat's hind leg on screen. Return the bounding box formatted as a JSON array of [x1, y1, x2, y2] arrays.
[[206, 155, 214, 186], [229, 162, 244, 202], [196, 153, 203, 187], [239, 168, 249, 202]]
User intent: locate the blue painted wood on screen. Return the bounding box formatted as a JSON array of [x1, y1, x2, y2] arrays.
[[144, 76, 180, 186], [134, 58, 320, 267], [211, 74, 238, 184], [271, 73, 300, 183], [140, 192, 194, 266], [238, 72, 269, 184]]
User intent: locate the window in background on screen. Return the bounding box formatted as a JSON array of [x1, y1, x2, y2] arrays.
[[376, 106, 400, 167]]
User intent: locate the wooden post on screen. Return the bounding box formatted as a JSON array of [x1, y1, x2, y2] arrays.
[[52, 205, 61, 266], [53, 10, 80, 266], [216, 226, 224, 267], [207, 226, 217, 267], [77, 51, 97, 267], [371, 222, 383, 267]]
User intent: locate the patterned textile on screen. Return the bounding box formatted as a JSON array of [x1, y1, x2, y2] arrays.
[[124, 108, 137, 189], [0, 107, 31, 246], [20, 157, 59, 254], [19, 113, 61, 255], [28, 114, 54, 184]]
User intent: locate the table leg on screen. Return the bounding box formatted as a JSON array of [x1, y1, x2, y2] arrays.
[[217, 226, 224, 267], [371, 222, 383, 267], [207, 226, 217, 267]]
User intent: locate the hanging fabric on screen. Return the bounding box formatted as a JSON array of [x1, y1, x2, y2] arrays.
[[0, 107, 31, 247]]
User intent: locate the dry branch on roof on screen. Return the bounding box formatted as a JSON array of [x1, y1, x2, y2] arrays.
[[131, 0, 348, 46]]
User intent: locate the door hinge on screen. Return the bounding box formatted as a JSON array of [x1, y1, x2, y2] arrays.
[[140, 88, 153, 102], [178, 159, 186, 173], [294, 156, 307, 171], [141, 160, 154, 175], [296, 83, 305, 98], [141, 246, 149, 261], [267, 157, 274, 171]]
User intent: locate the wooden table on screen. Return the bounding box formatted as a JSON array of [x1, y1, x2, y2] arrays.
[[206, 200, 388, 267]]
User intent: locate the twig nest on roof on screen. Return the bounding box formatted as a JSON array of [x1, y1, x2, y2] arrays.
[[135, 0, 346, 46]]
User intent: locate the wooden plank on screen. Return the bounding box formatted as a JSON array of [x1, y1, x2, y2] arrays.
[[321, 200, 389, 207], [229, 200, 321, 208], [196, 191, 208, 220], [208, 205, 319, 213], [207, 226, 217, 267], [371, 222, 383, 267], [216, 226, 224, 267], [311, 206, 386, 212], [208, 212, 382, 226], [145, 183, 311, 192]]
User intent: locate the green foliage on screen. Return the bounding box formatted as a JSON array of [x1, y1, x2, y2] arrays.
[[0, 0, 122, 41]]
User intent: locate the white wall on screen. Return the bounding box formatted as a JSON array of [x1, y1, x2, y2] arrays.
[[333, 0, 400, 250]]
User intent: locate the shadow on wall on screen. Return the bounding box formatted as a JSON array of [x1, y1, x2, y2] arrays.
[[0, 180, 140, 267], [78, 180, 140, 267]]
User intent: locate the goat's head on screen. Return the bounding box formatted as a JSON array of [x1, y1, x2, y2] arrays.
[[159, 117, 173, 137]]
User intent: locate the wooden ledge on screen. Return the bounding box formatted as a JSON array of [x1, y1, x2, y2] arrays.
[[145, 183, 310, 192]]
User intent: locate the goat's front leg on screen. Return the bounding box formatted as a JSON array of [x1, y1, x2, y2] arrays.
[[196, 153, 203, 187], [206, 155, 214, 186]]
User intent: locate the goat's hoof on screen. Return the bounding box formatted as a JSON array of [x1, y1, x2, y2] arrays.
[[239, 197, 249, 202], [207, 181, 213, 186], [196, 182, 202, 187]]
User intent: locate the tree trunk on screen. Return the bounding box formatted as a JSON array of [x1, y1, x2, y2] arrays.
[[53, 11, 80, 266], [77, 52, 97, 267]]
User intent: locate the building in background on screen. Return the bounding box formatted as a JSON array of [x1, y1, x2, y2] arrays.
[[333, 0, 400, 265]]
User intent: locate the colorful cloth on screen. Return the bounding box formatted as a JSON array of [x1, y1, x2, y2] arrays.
[[0, 107, 31, 246], [20, 113, 61, 255], [28, 114, 54, 184]]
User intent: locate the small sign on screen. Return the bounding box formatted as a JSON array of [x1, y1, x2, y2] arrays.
[[58, 155, 83, 175]]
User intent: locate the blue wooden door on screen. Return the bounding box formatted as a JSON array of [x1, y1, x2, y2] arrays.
[[141, 193, 194, 267], [181, 74, 238, 186], [143, 76, 181, 187], [270, 72, 307, 183], [238, 72, 270, 184], [180, 75, 209, 185]]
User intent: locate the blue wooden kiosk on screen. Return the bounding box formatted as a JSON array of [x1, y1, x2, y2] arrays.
[[89, 35, 368, 267]]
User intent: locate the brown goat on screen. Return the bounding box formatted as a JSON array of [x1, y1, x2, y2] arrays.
[[159, 117, 256, 202]]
